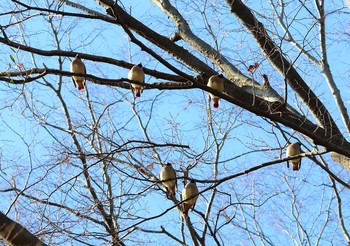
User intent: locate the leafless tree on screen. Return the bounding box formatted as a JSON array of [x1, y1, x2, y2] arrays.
[[0, 0, 349, 245]]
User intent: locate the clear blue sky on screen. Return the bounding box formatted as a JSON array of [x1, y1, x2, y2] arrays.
[[0, 0, 350, 245]]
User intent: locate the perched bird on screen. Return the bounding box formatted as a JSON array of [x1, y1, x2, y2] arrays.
[[207, 74, 224, 108], [128, 63, 145, 97], [182, 180, 199, 216], [286, 142, 302, 172], [70, 54, 86, 91], [159, 163, 177, 198]]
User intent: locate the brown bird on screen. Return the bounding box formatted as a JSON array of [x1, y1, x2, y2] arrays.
[[70, 54, 86, 91], [128, 63, 145, 97], [207, 74, 224, 108], [159, 163, 177, 198], [182, 180, 199, 216], [286, 142, 302, 172]]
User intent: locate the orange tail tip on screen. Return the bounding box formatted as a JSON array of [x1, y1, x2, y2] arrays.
[[213, 98, 219, 108], [77, 81, 85, 91], [135, 88, 141, 97], [292, 165, 299, 172]]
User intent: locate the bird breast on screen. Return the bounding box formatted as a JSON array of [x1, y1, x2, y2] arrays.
[[210, 81, 223, 91], [286, 144, 301, 164], [128, 69, 144, 84], [71, 62, 85, 81], [207, 79, 224, 99], [160, 170, 176, 188], [182, 184, 198, 205]]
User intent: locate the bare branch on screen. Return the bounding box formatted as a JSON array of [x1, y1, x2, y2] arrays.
[[0, 212, 47, 246]]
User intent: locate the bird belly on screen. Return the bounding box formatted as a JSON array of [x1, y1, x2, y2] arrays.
[[183, 189, 198, 205], [131, 83, 142, 89], [160, 173, 175, 188], [71, 63, 85, 73], [162, 180, 175, 188], [129, 71, 144, 83], [73, 75, 85, 82], [209, 82, 224, 92], [290, 158, 301, 165], [71, 64, 85, 82]]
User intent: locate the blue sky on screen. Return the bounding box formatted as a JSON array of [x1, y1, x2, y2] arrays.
[[0, 0, 350, 245]]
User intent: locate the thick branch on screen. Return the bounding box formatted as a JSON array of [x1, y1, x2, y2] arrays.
[[94, 1, 350, 162], [95, 0, 215, 77], [0, 212, 47, 246], [152, 0, 248, 83], [225, 0, 341, 136]]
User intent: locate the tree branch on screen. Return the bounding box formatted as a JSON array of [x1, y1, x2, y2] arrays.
[[225, 0, 341, 136], [0, 212, 47, 246]]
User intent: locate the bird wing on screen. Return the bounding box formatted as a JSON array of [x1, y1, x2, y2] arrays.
[[71, 78, 77, 87], [83, 64, 86, 79], [173, 168, 177, 189]]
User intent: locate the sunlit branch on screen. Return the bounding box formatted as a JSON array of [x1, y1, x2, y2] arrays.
[[225, 0, 340, 136]]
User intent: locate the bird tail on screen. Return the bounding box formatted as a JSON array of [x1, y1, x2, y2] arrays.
[[77, 81, 85, 91], [213, 98, 219, 108], [182, 203, 192, 216], [292, 164, 299, 172], [169, 186, 176, 198], [135, 88, 141, 97]]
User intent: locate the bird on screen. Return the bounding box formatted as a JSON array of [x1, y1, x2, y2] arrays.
[[286, 142, 302, 172], [159, 163, 177, 198], [207, 74, 224, 108], [128, 63, 145, 97], [182, 180, 199, 216], [70, 54, 86, 91]]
